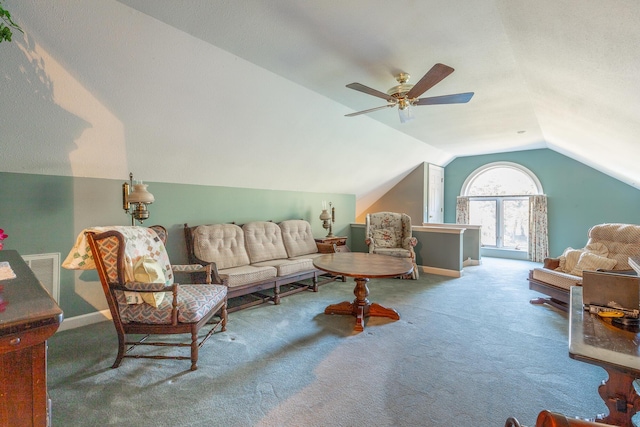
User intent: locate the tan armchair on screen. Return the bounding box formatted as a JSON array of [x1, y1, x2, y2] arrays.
[[365, 212, 419, 279], [64, 225, 227, 371], [529, 223, 640, 311]]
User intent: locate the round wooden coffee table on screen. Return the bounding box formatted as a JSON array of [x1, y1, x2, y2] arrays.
[[313, 252, 414, 332]]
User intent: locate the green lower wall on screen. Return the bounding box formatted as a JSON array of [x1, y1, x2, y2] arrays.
[[0, 172, 355, 318], [444, 149, 640, 257]]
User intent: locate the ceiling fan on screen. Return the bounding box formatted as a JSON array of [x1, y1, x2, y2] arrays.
[[345, 63, 474, 123]]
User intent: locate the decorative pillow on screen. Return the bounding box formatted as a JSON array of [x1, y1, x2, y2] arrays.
[[125, 256, 166, 307], [569, 252, 617, 277], [584, 242, 609, 257], [559, 249, 584, 274], [372, 228, 400, 248]]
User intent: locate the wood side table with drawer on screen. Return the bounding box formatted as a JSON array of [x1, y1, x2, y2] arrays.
[[0, 250, 63, 427], [315, 236, 349, 252]]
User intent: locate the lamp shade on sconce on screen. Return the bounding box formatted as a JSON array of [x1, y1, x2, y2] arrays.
[[127, 183, 154, 204], [123, 173, 155, 225]]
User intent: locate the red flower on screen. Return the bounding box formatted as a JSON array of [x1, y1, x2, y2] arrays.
[[0, 229, 6, 240]]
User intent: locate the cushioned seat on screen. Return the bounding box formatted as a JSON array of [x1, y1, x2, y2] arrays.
[[118, 283, 227, 324], [529, 223, 640, 311]]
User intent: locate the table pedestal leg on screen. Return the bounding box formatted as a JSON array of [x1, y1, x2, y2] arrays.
[[595, 368, 640, 427], [324, 277, 399, 332]]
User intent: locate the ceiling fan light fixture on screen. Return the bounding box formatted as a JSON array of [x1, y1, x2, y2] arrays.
[[398, 105, 414, 124]]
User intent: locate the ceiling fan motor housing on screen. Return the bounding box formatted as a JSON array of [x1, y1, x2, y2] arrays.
[[386, 73, 413, 100]]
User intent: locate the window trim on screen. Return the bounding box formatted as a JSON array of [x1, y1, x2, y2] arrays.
[[460, 162, 543, 257], [461, 161, 544, 197]]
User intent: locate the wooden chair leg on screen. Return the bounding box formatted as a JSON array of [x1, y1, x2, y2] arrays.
[[190, 329, 198, 371], [113, 330, 126, 369], [221, 303, 228, 332]]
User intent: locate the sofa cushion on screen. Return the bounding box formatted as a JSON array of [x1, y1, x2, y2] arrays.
[[279, 220, 318, 257], [252, 258, 315, 277], [569, 252, 617, 277], [243, 221, 288, 263], [193, 224, 250, 269], [531, 268, 581, 291], [219, 265, 277, 288]]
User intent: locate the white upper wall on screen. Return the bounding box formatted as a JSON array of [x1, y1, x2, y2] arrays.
[[0, 1, 448, 216], [2, 0, 640, 215]]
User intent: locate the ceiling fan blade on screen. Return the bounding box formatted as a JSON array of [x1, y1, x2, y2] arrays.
[[346, 82, 397, 102], [345, 104, 395, 117], [405, 63, 455, 99], [415, 92, 474, 106]]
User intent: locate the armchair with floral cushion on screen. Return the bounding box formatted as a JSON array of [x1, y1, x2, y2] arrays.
[[365, 212, 419, 279]]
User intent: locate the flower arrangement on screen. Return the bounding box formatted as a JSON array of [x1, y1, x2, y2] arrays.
[[0, 229, 7, 250]]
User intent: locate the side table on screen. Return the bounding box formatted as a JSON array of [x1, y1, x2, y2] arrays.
[[315, 236, 349, 252], [568, 286, 639, 426], [0, 250, 63, 427]]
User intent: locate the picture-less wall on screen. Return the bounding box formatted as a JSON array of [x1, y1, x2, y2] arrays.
[[444, 148, 640, 258], [0, 172, 355, 319]]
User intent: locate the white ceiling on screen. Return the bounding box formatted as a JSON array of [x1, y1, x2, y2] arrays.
[[3, 1, 640, 215], [117, 0, 640, 186]]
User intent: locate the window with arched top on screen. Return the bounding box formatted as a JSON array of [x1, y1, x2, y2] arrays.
[[460, 162, 544, 252]]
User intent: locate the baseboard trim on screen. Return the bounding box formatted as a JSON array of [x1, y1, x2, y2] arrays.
[[463, 257, 481, 267], [420, 266, 462, 278], [58, 309, 112, 332]]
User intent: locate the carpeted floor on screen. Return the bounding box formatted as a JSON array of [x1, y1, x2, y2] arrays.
[[48, 257, 618, 426]]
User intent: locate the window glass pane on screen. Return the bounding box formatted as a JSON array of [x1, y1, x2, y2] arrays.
[[467, 167, 538, 196], [469, 200, 496, 247], [503, 199, 529, 250]]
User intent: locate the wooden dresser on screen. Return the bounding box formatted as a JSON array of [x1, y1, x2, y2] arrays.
[[0, 250, 63, 427]]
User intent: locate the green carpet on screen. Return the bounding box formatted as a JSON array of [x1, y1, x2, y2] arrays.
[[48, 257, 617, 426]]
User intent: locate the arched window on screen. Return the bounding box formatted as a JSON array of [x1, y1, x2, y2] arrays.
[[460, 162, 544, 252]]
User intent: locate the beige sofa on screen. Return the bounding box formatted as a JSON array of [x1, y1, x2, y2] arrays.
[[184, 219, 337, 311], [529, 223, 640, 310]]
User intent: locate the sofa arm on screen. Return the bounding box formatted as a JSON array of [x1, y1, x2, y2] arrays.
[[543, 258, 560, 270], [171, 263, 224, 285]]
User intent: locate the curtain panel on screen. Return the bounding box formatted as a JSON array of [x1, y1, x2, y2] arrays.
[[456, 196, 470, 224], [528, 195, 549, 262]]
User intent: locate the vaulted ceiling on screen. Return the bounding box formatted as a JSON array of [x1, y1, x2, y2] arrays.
[[2, 1, 640, 215]]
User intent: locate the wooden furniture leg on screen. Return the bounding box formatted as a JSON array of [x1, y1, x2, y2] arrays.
[[596, 367, 640, 427], [324, 277, 399, 332]]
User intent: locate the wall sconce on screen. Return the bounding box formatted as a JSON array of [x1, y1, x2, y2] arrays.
[[123, 172, 155, 225], [319, 201, 335, 237]]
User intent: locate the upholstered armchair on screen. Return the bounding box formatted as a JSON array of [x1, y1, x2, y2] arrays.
[[63, 225, 228, 371], [365, 212, 419, 279]]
